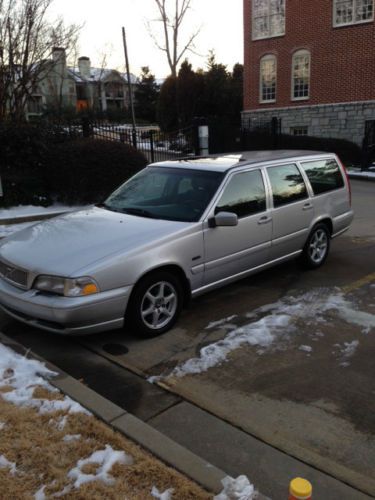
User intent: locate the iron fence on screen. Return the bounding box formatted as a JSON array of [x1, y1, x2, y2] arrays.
[[80, 119, 197, 163]]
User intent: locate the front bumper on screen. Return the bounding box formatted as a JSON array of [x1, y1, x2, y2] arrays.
[[0, 277, 133, 335]]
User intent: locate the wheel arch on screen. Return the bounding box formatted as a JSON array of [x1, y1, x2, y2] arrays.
[[309, 217, 333, 238], [128, 264, 191, 310]]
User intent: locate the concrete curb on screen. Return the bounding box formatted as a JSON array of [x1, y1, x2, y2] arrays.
[[0, 333, 267, 498], [348, 173, 375, 182]]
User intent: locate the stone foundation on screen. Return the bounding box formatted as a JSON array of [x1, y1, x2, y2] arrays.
[[241, 101, 375, 146]]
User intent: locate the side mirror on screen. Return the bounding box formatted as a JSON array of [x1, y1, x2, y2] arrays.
[[209, 211, 238, 228]]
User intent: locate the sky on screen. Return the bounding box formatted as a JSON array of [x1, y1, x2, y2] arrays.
[[49, 0, 243, 78]]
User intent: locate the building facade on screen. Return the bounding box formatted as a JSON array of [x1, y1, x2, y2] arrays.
[[242, 0, 375, 145], [27, 48, 137, 119]]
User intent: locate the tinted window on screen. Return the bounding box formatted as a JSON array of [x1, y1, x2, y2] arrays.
[[267, 164, 308, 208], [215, 170, 266, 218], [301, 159, 344, 195]]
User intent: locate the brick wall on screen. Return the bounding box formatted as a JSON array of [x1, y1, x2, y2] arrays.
[[243, 0, 375, 111]]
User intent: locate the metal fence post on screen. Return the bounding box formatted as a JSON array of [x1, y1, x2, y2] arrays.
[[149, 130, 155, 163]]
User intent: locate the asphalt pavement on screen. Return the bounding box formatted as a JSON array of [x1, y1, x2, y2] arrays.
[[1, 179, 374, 499]]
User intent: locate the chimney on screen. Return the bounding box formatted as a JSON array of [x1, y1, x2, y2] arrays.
[[78, 56, 91, 80], [52, 47, 66, 66]]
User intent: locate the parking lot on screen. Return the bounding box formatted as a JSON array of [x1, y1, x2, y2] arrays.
[[1, 179, 374, 499]]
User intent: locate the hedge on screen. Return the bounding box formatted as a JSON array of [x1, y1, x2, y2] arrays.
[[0, 123, 147, 208]]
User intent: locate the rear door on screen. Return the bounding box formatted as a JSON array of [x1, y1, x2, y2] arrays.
[[299, 157, 353, 235], [203, 169, 272, 285], [266, 163, 314, 260]]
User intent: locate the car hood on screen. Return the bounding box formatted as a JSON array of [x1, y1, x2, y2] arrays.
[[0, 206, 189, 276]]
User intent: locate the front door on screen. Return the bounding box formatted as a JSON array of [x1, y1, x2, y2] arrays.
[[203, 169, 272, 285]]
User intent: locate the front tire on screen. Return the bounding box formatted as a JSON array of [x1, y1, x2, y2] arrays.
[[128, 271, 183, 337], [302, 223, 330, 269]]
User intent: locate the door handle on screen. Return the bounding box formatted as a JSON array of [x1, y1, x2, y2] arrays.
[[303, 203, 313, 211], [258, 216, 272, 225]]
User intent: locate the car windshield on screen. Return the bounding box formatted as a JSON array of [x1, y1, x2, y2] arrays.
[[103, 166, 224, 222]]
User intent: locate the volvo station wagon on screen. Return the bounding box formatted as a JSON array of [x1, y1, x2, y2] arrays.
[[0, 150, 353, 336]]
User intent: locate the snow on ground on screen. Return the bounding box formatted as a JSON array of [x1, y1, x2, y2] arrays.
[[0, 344, 90, 416], [0, 455, 17, 475], [63, 434, 81, 442], [150, 290, 375, 380], [214, 475, 255, 500], [334, 340, 360, 367], [347, 168, 375, 179], [151, 486, 175, 499], [0, 204, 85, 220], [299, 345, 313, 353], [205, 315, 238, 330], [68, 445, 133, 488]]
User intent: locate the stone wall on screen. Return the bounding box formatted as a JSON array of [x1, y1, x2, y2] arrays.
[[242, 101, 375, 146]]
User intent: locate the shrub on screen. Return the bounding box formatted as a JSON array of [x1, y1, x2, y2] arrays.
[[0, 122, 148, 208], [45, 139, 147, 205], [0, 122, 52, 207]]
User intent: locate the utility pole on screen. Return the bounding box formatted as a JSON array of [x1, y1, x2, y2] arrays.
[[122, 27, 137, 148]]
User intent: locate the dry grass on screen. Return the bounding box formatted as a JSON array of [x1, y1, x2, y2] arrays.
[[0, 388, 212, 499]]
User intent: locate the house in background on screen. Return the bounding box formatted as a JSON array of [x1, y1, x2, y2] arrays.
[[27, 48, 137, 119], [242, 0, 375, 145]]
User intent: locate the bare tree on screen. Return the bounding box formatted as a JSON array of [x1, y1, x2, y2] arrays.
[[0, 0, 80, 121], [147, 0, 200, 77]]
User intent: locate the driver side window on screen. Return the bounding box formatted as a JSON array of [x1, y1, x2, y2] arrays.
[[215, 170, 267, 218]]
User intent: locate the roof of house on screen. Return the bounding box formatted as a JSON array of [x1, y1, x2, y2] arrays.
[[68, 67, 137, 84]]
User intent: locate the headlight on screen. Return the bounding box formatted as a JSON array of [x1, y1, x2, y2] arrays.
[[34, 275, 99, 297]]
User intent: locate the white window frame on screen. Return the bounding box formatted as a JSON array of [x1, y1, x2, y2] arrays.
[[291, 50, 311, 102], [259, 54, 277, 104], [333, 0, 374, 27], [252, 0, 286, 41]]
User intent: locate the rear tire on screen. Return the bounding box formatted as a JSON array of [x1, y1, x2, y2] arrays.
[[302, 223, 330, 269], [127, 271, 183, 337]]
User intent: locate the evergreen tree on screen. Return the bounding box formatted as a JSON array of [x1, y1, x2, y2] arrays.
[[135, 67, 159, 123], [157, 76, 178, 131]]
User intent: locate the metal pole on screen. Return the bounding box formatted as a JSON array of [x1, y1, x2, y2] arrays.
[[122, 27, 137, 148]]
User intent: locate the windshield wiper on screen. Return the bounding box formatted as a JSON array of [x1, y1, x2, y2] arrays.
[[122, 207, 157, 219], [96, 202, 123, 213]]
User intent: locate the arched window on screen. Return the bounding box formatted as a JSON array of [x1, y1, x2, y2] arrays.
[[292, 50, 310, 100], [259, 55, 276, 103]]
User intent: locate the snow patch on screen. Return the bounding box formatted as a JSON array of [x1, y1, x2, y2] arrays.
[[206, 315, 238, 330], [156, 290, 374, 378], [0, 422, 5, 430], [214, 475, 255, 500], [34, 485, 46, 500], [0, 454, 17, 475], [68, 445, 133, 488], [0, 344, 90, 416], [299, 345, 312, 353], [151, 486, 175, 499], [63, 434, 81, 442], [334, 340, 359, 367]]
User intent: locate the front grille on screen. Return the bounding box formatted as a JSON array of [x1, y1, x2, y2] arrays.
[[0, 260, 28, 289]]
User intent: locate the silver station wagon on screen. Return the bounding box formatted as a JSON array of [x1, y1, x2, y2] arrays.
[[0, 150, 353, 336]]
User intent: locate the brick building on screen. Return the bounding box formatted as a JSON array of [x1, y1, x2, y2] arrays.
[[242, 0, 375, 145]]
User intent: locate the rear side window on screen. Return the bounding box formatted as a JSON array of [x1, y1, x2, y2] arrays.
[[301, 159, 344, 195], [267, 164, 308, 208], [215, 170, 266, 218]]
